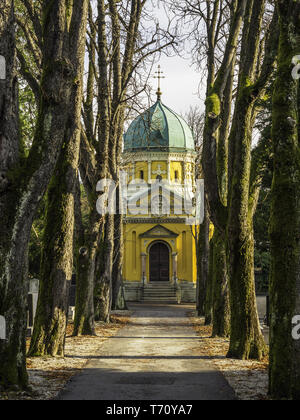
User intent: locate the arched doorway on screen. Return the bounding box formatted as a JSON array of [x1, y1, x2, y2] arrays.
[[149, 242, 170, 282]]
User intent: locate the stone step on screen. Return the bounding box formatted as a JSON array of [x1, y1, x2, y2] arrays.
[[144, 295, 176, 298], [145, 286, 175, 290], [142, 297, 178, 302], [144, 296, 177, 300], [143, 290, 177, 294], [143, 289, 176, 293], [144, 284, 175, 287], [142, 282, 178, 302], [143, 291, 177, 301], [144, 282, 173, 286], [144, 289, 176, 294], [143, 294, 177, 297], [144, 288, 176, 290]]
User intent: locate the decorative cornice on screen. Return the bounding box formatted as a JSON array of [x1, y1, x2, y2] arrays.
[[140, 224, 179, 238], [122, 151, 196, 163], [124, 217, 188, 224]]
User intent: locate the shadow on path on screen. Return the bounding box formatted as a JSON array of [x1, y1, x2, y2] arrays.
[[58, 303, 236, 401]]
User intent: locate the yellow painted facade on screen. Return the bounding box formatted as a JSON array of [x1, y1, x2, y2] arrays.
[[122, 154, 198, 285], [123, 220, 197, 284]]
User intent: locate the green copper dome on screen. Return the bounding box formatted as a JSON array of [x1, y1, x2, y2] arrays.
[[124, 100, 195, 152]]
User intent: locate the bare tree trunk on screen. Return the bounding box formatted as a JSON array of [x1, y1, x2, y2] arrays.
[[269, 0, 300, 399], [28, 0, 88, 357]]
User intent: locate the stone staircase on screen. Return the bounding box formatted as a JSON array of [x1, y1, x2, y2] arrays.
[[142, 282, 178, 303]]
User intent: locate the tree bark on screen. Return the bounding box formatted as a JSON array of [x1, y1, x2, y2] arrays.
[[196, 200, 210, 317], [212, 229, 230, 338], [0, 0, 78, 389], [28, 0, 89, 357], [269, 0, 300, 399], [211, 56, 234, 337], [226, 94, 266, 359], [112, 213, 127, 310], [94, 215, 114, 323], [205, 235, 214, 325], [203, 0, 277, 360], [0, 0, 26, 389], [73, 209, 101, 336]]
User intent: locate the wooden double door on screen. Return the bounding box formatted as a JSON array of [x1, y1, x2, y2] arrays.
[[149, 242, 170, 282]]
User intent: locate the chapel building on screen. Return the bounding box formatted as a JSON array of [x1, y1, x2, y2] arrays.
[[122, 87, 198, 303]]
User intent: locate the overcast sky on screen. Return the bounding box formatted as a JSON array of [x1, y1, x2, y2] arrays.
[[152, 55, 205, 115], [144, 2, 206, 117]]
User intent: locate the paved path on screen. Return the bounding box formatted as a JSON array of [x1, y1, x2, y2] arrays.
[[58, 303, 236, 400]]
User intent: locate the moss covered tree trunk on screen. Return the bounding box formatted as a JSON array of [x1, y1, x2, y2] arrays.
[[196, 200, 210, 317], [205, 236, 214, 325], [203, 0, 277, 360], [225, 0, 271, 360], [28, 0, 88, 356], [0, 0, 80, 389], [226, 54, 266, 359], [226, 213, 265, 358], [112, 213, 127, 310], [269, 0, 300, 399], [0, 0, 26, 389], [73, 210, 102, 336], [111, 113, 126, 311], [212, 229, 230, 338], [94, 215, 114, 323], [211, 60, 234, 337]]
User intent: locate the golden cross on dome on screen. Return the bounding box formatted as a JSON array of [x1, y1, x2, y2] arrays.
[[154, 65, 165, 101]]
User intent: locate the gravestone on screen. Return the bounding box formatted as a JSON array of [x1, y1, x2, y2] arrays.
[[68, 274, 76, 321], [0, 315, 6, 340], [27, 279, 39, 337], [69, 306, 75, 322], [0, 56, 6, 80], [256, 294, 267, 324]]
